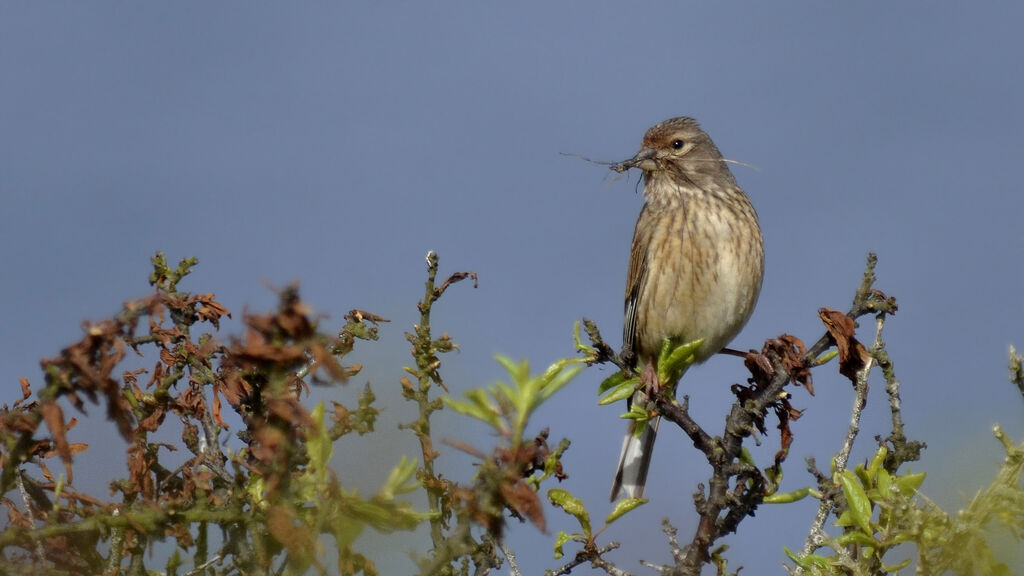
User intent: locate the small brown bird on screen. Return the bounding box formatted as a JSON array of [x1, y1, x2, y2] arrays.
[[610, 117, 764, 501]]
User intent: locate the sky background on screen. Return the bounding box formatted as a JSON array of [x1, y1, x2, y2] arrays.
[[3, 3, 1024, 574]]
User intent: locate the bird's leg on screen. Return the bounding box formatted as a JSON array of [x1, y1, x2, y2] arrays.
[[639, 357, 660, 399]]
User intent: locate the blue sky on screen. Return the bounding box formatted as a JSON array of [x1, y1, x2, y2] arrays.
[[3, 3, 1024, 574]]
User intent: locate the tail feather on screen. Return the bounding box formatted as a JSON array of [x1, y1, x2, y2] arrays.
[[610, 415, 661, 501]]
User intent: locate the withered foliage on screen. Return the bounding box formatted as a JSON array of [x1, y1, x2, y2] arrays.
[[818, 307, 871, 383], [582, 254, 906, 576], [0, 254, 384, 575], [449, 428, 567, 538], [740, 334, 810, 476]]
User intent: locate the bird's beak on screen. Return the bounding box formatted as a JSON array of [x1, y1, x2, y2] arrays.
[[611, 147, 658, 173]]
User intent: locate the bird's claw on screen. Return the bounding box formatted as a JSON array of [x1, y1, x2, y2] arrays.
[[639, 359, 660, 399]]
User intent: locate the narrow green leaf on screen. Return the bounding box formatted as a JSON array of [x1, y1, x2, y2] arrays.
[[764, 463, 783, 490], [658, 338, 673, 364], [881, 558, 912, 572], [834, 530, 879, 548], [599, 379, 638, 405], [598, 371, 630, 395], [763, 487, 813, 504], [540, 364, 584, 403], [839, 469, 874, 535], [835, 509, 857, 527], [895, 471, 926, 496], [572, 321, 592, 353], [495, 382, 518, 406], [442, 397, 487, 420], [813, 349, 839, 365], [306, 402, 332, 486], [657, 337, 704, 384], [855, 462, 872, 488], [783, 547, 832, 570], [495, 355, 521, 379], [379, 456, 419, 500], [867, 445, 887, 480], [876, 468, 892, 497], [443, 396, 501, 430], [620, 405, 649, 424], [547, 488, 592, 538], [605, 498, 647, 524], [553, 530, 571, 559]]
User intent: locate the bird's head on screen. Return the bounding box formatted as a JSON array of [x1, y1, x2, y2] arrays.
[[612, 117, 732, 184]]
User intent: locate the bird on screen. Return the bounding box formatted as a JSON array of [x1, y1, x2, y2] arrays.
[[610, 117, 764, 501]]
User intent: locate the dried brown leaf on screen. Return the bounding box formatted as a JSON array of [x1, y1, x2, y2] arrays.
[[16, 377, 31, 406], [195, 293, 232, 329], [41, 402, 73, 484], [345, 309, 390, 325], [267, 505, 315, 562], [818, 308, 870, 383], [211, 387, 228, 429], [500, 482, 545, 533]]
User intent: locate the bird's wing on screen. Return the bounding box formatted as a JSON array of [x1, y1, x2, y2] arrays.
[[623, 204, 653, 364]]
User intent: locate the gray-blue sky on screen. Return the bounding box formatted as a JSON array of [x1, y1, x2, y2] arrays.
[[3, 3, 1023, 574]]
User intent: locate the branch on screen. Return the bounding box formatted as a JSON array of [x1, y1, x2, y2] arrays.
[[548, 542, 623, 576], [582, 318, 633, 374], [1010, 345, 1024, 403], [796, 315, 884, 561], [873, 327, 925, 473], [585, 253, 897, 575]]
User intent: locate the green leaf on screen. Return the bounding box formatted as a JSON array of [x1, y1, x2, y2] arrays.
[[306, 402, 332, 486], [494, 355, 520, 379], [876, 468, 892, 497], [783, 547, 832, 570], [895, 471, 926, 496], [839, 469, 873, 534], [813, 349, 839, 365], [881, 558, 912, 572], [855, 462, 872, 488], [620, 404, 650, 425], [553, 530, 571, 559], [834, 530, 879, 548], [764, 465, 784, 494], [663, 338, 703, 370], [834, 509, 857, 527], [599, 379, 638, 405], [598, 371, 630, 395], [446, 353, 585, 448], [533, 442, 570, 487], [547, 488, 592, 538], [657, 338, 704, 385], [572, 321, 594, 354], [539, 363, 584, 403], [443, 394, 500, 430], [867, 445, 887, 480], [605, 497, 647, 524], [379, 456, 419, 500], [247, 475, 267, 511], [763, 487, 813, 504], [739, 446, 756, 466]]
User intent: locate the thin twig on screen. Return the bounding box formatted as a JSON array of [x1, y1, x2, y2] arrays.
[[16, 470, 46, 562], [650, 253, 891, 574], [796, 315, 884, 561], [182, 552, 224, 575], [1010, 345, 1024, 403], [552, 542, 624, 576], [871, 320, 924, 473], [498, 540, 521, 576]]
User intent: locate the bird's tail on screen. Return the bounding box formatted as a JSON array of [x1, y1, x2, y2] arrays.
[[610, 414, 661, 501]]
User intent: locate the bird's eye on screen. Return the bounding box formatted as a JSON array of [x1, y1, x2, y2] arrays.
[[671, 139, 685, 150]]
